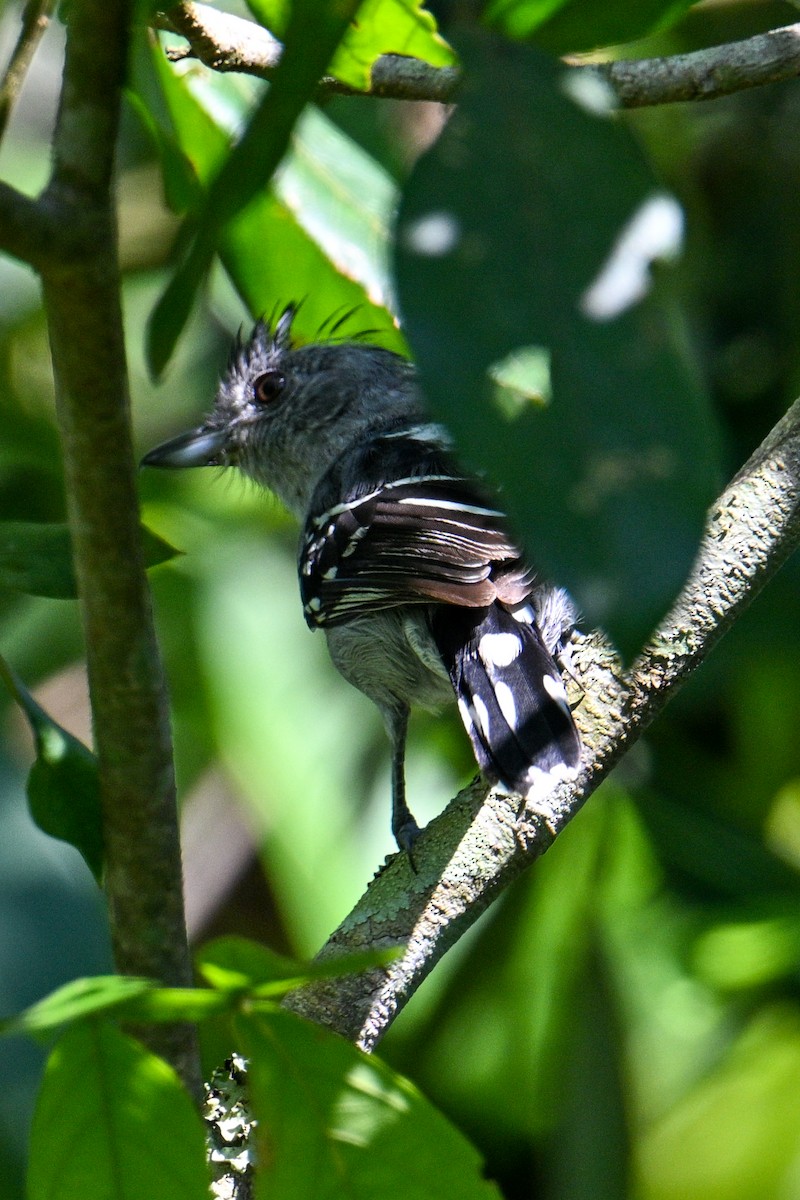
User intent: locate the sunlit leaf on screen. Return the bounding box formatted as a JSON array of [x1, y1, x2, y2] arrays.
[[142, 50, 401, 350], [146, 0, 363, 374], [27, 1023, 209, 1200], [196, 934, 399, 995], [329, 0, 455, 91], [239, 1009, 502, 1198], [0, 976, 152, 1037]]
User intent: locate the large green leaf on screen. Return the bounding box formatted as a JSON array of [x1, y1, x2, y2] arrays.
[[0, 521, 178, 599], [486, 0, 699, 52], [0, 655, 103, 883], [238, 1008, 502, 1199], [146, 0, 364, 375], [143, 50, 400, 343], [395, 33, 721, 653], [27, 1023, 209, 1200]]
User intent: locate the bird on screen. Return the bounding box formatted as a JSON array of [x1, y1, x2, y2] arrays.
[[142, 306, 581, 854]]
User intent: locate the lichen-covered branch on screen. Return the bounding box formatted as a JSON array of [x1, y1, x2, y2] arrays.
[[287, 397, 800, 1051], [604, 21, 800, 107], [160, 2, 800, 109]]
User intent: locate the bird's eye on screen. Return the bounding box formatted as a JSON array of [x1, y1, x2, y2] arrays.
[[253, 370, 285, 406]]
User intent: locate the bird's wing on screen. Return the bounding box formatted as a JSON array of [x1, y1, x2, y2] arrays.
[[300, 474, 535, 626]]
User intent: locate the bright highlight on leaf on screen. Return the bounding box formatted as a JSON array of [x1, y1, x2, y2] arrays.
[[580, 193, 685, 321]]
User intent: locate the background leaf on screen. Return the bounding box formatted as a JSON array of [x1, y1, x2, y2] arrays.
[[0, 977, 152, 1037], [0, 656, 103, 882], [146, 0, 364, 374], [486, 0, 699, 51], [0, 521, 178, 599]]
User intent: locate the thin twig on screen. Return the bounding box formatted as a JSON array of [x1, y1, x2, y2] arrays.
[[0, 0, 53, 140], [286, 398, 800, 1050], [159, 3, 800, 109]]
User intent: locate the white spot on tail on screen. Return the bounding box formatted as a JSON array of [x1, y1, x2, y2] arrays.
[[524, 759, 579, 804], [543, 674, 568, 703], [494, 682, 517, 729], [478, 631, 523, 668], [471, 695, 490, 739]]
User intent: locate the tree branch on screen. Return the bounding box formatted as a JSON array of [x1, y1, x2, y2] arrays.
[[604, 21, 800, 107], [37, 1, 200, 1095], [286, 397, 800, 1051], [158, 4, 800, 109], [0, 0, 53, 141]]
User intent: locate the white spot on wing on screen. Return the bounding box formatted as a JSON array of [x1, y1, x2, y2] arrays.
[[580, 194, 684, 321], [478, 631, 523, 668]]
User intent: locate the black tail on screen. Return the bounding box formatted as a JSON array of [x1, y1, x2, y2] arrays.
[[431, 602, 581, 801]]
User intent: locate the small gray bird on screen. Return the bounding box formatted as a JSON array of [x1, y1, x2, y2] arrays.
[[143, 307, 581, 853]]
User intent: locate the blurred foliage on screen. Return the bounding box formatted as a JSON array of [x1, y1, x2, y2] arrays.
[[1, 0, 800, 1198]]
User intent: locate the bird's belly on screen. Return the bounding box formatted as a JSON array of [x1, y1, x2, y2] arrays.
[[325, 609, 452, 713]]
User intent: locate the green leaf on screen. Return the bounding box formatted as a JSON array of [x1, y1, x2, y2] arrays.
[[639, 1010, 800, 1200], [147, 0, 364, 375], [196, 935, 400, 996], [0, 521, 179, 599], [27, 1023, 210, 1200], [0, 976, 153, 1037], [245, 0, 291, 39], [0, 655, 103, 883], [238, 1009, 502, 1199], [143, 43, 402, 360], [395, 34, 721, 654], [197, 936, 305, 992], [486, 0, 698, 51], [118, 987, 233, 1023], [329, 0, 456, 91]]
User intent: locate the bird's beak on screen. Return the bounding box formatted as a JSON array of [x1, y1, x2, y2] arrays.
[[141, 425, 229, 469]]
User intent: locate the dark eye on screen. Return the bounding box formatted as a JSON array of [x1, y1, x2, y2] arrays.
[[253, 370, 285, 405]]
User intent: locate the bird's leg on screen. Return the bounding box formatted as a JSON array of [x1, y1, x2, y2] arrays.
[[386, 704, 420, 858]]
